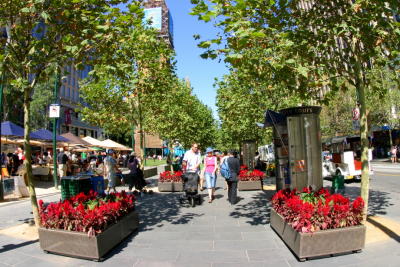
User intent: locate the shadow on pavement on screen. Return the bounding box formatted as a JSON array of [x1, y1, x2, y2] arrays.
[[342, 186, 394, 216], [229, 190, 275, 225], [136, 192, 203, 231], [103, 192, 203, 260], [0, 239, 38, 253], [367, 217, 400, 243]]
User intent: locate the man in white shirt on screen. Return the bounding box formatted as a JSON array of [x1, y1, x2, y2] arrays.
[[182, 143, 202, 191], [182, 143, 201, 173]]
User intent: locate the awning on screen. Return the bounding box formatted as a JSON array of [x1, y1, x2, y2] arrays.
[[1, 121, 25, 137], [82, 136, 106, 147], [31, 129, 69, 142], [101, 139, 132, 151], [263, 110, 287, 127], [60, 133, 91, 146]]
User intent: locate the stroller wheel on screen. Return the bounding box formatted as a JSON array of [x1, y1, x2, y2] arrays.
[[196, 196, 202, 205], [190, 197, 196, 207]]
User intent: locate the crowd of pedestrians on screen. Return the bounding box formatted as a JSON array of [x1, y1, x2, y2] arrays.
[[182, 143, 241, 205]]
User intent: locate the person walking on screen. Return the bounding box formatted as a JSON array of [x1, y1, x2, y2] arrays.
[[182, 143, 201, 188], [220, 151, 229, 190], [226, 150, 240, 205], [57, 148, 69, 178], [390, 145, 397, 163], [103, 149, 119, 193], [127, 153, 143, 192], [203, 147, 218, 203]]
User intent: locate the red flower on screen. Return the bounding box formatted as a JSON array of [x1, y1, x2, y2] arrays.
[[39, 191, 135, 236], [272, 188, 364, 233], [159, 171, 182, 182]]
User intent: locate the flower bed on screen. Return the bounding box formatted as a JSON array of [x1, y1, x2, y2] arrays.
[[270, 187, 366, 260], [238, 169, 265, 181], [159, 171, 183, 183], [39, 191, 135, 236], [38, 191, 139, 260], [271, 187, 364, 233], [158, 171, 183, 192]]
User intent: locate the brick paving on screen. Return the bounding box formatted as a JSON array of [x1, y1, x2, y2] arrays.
[[0, 174, 399, 266]]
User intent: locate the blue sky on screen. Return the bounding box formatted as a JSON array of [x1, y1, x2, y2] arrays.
[[165, 0, 229, 118]]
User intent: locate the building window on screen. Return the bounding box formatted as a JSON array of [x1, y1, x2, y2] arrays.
[[74, 127, 79, 136], [67, 87, 70, 98], [95, 131, 98, 138]]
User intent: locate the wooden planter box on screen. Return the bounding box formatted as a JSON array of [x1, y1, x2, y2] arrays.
[[39, 211, 139, 261], [238, 180, 262, 191], [270, 209, 366, 261], [158, 181, 183, 192]]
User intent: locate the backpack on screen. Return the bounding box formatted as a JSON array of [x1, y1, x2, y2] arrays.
[[220, 159, 231, 180]]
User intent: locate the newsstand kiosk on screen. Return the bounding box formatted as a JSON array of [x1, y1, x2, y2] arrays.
[[263, 106, 323, 191]]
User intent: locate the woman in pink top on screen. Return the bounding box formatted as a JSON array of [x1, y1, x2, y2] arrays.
[[203, 147, 218, 203]]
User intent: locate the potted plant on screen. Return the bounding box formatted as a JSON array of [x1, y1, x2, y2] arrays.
[[238, 166, 264, 191], [38, 191, 139, 261], [158, 170, 183, 192], [270, 187, 366, 261]]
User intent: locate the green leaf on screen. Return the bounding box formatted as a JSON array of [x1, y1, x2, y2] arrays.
[[40, 11, 50, 22]]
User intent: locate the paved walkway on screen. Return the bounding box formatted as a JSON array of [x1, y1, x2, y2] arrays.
[[0, 176, 399, 266]]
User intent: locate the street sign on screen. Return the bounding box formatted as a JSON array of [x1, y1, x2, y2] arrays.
[[352, 107, 360, 121], [49, 104, 60, 118]]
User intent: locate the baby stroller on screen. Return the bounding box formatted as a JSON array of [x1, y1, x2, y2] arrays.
[[179, 172, 202, 207]]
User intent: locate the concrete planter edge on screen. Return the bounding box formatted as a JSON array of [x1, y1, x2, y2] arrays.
[[270, 209, 366, 261], [38, 211, 139, 261], [158, 181, 183, 192], [238, 180, 262, 191]]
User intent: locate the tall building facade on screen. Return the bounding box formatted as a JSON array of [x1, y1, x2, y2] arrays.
[[58, 64, 104, 139], [132, 0, 174, 156]]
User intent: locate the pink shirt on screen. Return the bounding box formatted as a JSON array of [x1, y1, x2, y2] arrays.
[[205, 156, 216, 173]]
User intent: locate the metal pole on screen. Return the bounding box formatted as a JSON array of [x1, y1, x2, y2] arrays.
[[53, 69, 59, 189], [0, 72, 4, 200]]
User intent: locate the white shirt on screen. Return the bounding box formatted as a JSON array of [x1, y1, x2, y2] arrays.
[[183, 150, 201, 173]]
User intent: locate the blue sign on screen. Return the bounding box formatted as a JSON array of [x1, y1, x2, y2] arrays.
[[144, 7, 162, 30]]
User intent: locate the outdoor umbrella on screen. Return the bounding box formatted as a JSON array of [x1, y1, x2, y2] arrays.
[[82, 136, 107, 147], [101, 139, 132, 151], [1, 121, 42, 139], [1, 121, 25, 137], [60, 133, 91, 146], [31, 128, 69, 142]]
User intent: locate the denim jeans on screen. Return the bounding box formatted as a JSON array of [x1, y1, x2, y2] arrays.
[[205, 172, 216, 188]]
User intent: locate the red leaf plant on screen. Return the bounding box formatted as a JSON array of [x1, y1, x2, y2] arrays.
[[159, 171, 183, 183], [272, 187, 364, 233], [38, 191, 135, 236], [238, 169, 265, 181]]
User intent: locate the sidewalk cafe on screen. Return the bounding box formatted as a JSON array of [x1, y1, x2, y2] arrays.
[[0, 121, 132, 201]]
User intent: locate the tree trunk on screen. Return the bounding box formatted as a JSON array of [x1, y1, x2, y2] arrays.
[[23, 88, 40, 227], [357, 70, 370, 222]]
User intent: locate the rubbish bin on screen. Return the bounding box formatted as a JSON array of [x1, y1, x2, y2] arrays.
[[61, 176, 92, 200], [331, 175, 345, 194]]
